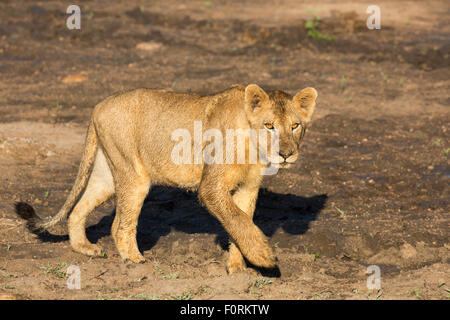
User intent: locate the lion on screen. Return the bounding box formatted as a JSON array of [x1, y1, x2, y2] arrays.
[[15, 84, 317, 273]]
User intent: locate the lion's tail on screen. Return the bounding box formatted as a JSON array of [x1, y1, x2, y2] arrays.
[[15, 121, 98, 232]]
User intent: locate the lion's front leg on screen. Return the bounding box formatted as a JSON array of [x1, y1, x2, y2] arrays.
[[199, 165, 275, 271], [227, 185, 259, 274]]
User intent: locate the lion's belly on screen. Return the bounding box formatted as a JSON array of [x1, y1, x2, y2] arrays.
[[143, 157, 204, 191], [140, 122, 206, 190]]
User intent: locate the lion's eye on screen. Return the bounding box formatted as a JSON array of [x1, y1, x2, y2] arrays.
[[291, 123, 300, 130], [264, 123, 274, 130]]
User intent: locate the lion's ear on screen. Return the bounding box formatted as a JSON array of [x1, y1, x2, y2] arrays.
[[293, 87, 317, 121], [244, 84, 269, 113]]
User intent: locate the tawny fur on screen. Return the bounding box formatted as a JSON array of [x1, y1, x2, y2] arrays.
[[15, 84, 317, 273]]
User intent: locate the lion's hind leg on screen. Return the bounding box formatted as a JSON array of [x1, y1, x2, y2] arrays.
[[112, 172, 150, 263], [68, 148, 115, 257]]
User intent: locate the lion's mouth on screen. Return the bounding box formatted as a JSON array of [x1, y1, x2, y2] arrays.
[[269, 160, 293, 169], [267, 158, 296, 167], [279, 162, 292, 168]]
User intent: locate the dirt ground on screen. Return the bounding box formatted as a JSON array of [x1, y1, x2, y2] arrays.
[[0, 0, 448, 300]]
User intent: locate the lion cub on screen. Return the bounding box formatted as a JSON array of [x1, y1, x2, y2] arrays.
[[16, 84, 317, 273]]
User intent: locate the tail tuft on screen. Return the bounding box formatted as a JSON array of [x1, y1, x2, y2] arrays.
[[14, 121, 98, 234], [14, 202, 43, 232]]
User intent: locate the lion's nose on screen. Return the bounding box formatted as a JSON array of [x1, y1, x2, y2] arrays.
[[279, 150, 294, 160]]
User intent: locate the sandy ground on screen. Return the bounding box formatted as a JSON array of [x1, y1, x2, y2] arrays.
[[0, 0, 448, 300]]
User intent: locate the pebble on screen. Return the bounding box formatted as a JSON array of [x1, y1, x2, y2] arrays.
[[61, 74, 87, 84], [136, 42, 163, 52]]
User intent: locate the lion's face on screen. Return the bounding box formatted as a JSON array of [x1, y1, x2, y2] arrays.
[[244, 84, 317, 168]]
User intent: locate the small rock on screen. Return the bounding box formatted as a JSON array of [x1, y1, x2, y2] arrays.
[[136, 42, 162, 52], [62, 74, 87, 84], [260, 72, 271, 79], [400, 243, 417, 259]]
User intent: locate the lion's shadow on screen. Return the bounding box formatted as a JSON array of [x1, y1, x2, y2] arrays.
[[82, 186, 327, 254], [35, 186, 327, 269]]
